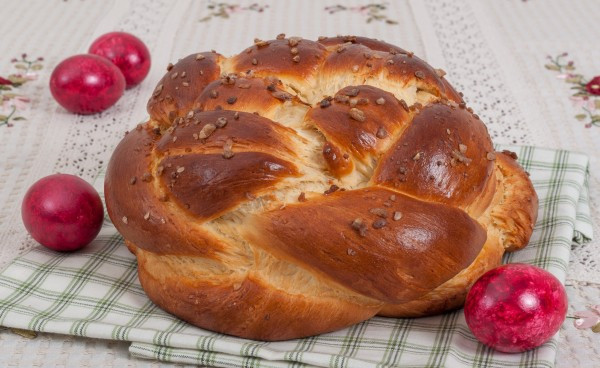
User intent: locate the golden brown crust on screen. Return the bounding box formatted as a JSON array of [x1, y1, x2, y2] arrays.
[[381, 150, 538, 317], [155, 110, 299, 157], [373, 102, 495, 209], [245, 187, 486, 304], [104, 126, 229, 257], [104, 36, 539, 341], [228, 38, 327, 91], [379, 233, 504, 317], [317, 36, 463, 103], [306, 85, 410, 163], [159, 152, 299, 220], [491, 151, 538, 251], [147, 52, 223, 126], [135, 244, 381, 341]]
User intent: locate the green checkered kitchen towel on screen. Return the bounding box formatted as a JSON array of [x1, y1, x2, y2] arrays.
[[0, 145, 593, 368]]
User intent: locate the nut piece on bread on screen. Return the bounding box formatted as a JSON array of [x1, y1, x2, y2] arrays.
[[104, 36, 538, 341]]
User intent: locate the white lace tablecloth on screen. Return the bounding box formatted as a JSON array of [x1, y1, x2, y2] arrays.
[[0, 0, 598, 366]]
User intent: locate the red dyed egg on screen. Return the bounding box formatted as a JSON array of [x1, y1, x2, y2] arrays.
[[89, 32, 151, 88], [21, 174, 104, 252], [464, 263, 568, 353], [49, 54, 125, 114]]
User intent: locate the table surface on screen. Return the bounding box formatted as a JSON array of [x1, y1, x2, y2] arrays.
[[0, 0, 599, 366]]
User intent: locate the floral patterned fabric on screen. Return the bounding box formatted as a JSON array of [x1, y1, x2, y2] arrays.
[[0, 55, 43, 127], [0, 0, 599, 367]]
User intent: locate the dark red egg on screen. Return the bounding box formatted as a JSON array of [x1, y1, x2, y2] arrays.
[[89, 32, 151, 88], [49, 54, 125, 114], [21, 174, 104, 252], [464, 263, 568, 353]]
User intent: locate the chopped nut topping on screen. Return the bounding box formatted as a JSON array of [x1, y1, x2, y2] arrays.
[[320, 98, 331, 108], [393, 211, 403, 221], [226, 96, 238, 104], [452, 150, 472, 166], [254, 38, 269, 47], [414, 71, 425, 79], [251, 58, 258, 65], [486, 152, 496, 161], [181, 72, 187, 78], [122, 216, 128, 224], [298, 192, 307, 202], [182, 82, 190, 87], [335, 94, 350, 103], [324, 184, 339, 195], [288, 37, 300, 47], [376, 97, 386, 105], [459, 102, 466, 109], [187, 110, 195, 119], [176, 166, 185, 173], [171, 72, 178, 79], [290, 47, 299, 55], [369, 208, 388, 218], [389, 194, 396, 201], [272, 91, 292, 101], [222, 138, 234, 159], [166, 63, 174, 71], [459, 144, 468, 153], [336, 45, 346, 53], [351, 218, 368, 237], [129, 177, 137, 185], [292, 55, 300, 63], [435, 68, 446, 77], [347, 248, 356, 256], [276, 33, 286, 40], [234, 112, 240, 120], [153, 84, 163, 97], [216, 117, 228, 128], [386, 59, 394, 65], [195, 54, 205, 61], [352, 65, 359, 73], [357, 98, 369, 105], [447, 129, 451, 135], [345, 88, 360, 97], [192, 133, 199, 140], [349, 108, 366, 122], [376, 127, 387, 139], [412, 152, 421, 161], [172, 136, 178, 143], [144, 212, 150, 220], [349, 98, 358, 107], [198, 123, 216, 139], [209, 90, 219, 99], [372, 218, 387, 229]]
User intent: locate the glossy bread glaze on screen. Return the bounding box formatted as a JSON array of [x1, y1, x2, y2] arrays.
[[105, 36, 538, 341]]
